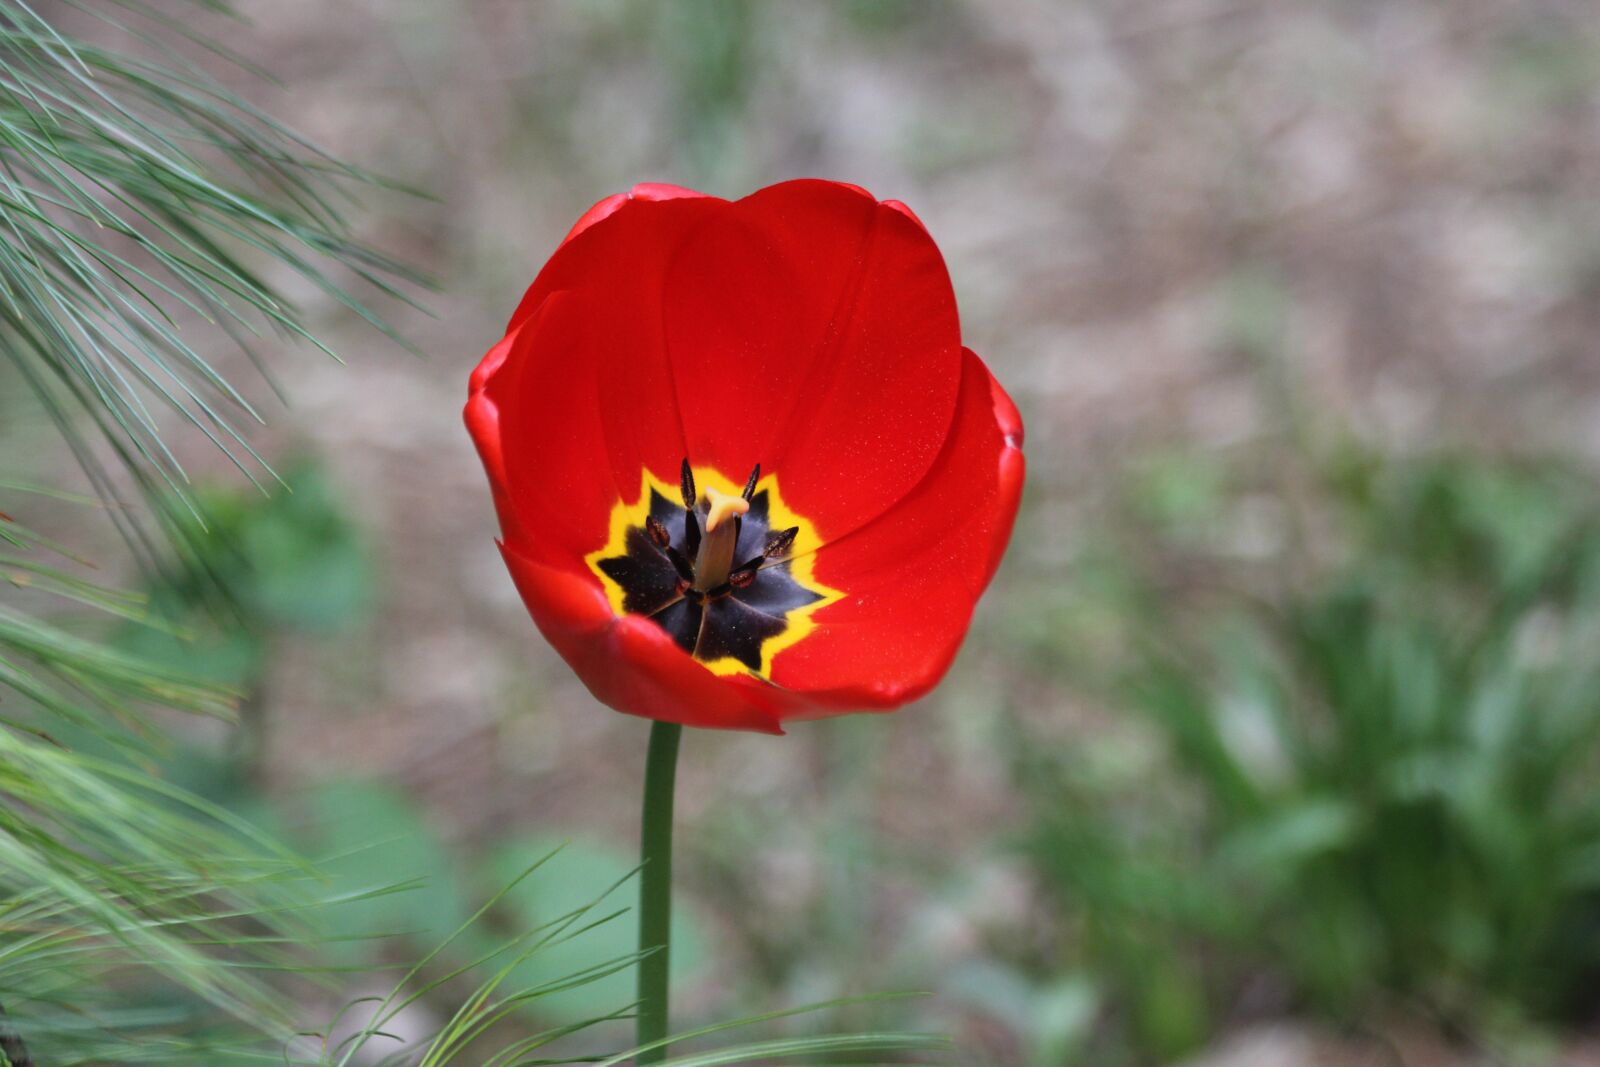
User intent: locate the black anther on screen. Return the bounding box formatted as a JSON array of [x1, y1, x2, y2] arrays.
[[679, 458, 697, 510], [764, 526, 799, 558], [729, 560, 761, 589]]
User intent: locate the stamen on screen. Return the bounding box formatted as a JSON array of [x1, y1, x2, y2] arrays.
[[728, 560, 760, 589], [764, 526, 799, 558], [645, 515, 671, 549], [679, 458, 697, 511], [741, 463, 761, 501]]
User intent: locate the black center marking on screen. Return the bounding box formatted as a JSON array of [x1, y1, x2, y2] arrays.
[[596, 469, 823, 672]]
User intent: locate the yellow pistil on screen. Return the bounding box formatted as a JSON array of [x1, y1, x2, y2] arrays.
[[693, 485, 750, 590], [702, 485, 749, 533]]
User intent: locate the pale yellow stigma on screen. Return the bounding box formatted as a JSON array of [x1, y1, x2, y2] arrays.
[[702, 485, 750, 533]]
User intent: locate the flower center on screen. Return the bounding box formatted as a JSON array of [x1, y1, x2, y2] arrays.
[[587, 459, 839, 678]]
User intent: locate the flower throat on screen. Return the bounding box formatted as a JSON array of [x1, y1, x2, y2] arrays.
[[588, 459, 835, 677]]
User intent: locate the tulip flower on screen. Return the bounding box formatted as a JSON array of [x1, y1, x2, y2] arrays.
[[466, 179, 1023, 1060]]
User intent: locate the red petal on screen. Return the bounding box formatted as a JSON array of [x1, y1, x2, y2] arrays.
[[880, 199, 928, 234], [503, 179, 965, 540], [630, 182, 708, 202], [476, 292, 620, 570], [498, 541, 791, 733], [464, 328, 522, 544], [558, 193, 628, 249], [554, 182, 713, 253], [517, 185, 721, 332], [768, 348, 1024, 708], [655, 205, 836, 478], [659, 180, 964, 538], [503, 190, 731, 501]]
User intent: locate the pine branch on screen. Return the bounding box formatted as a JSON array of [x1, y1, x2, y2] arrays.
[[0, 3, 420, 1060], [0, 0, 425, 547]]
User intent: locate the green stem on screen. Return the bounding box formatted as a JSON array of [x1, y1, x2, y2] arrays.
[[636, 720, 682, 1065]]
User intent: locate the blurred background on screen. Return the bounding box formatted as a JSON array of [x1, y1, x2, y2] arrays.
[[7, 1, 1600, 1064]]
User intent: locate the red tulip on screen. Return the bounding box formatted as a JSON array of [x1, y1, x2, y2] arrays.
[[466, 180, 1023, 733]]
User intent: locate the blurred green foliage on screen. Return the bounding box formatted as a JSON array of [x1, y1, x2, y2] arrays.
[[290, 779, 709, 1031], [653, 0, 757, 182], [119, 457, 372, 692], [301, 779, 468, 963], [81, 458, 375, 811], [484, 834, 709, 1025], [1021, 446, 1600, 1063]]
